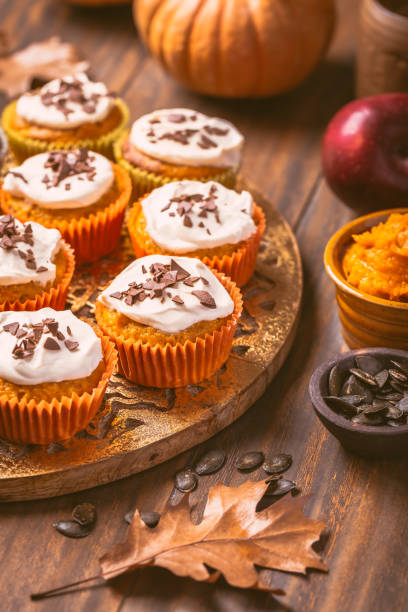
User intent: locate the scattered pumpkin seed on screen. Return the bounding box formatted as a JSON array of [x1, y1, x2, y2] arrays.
[[175, 469, 197, 493], [262, 453, 292, 475], [265, 478, 297, 496], [140, 510, 160, 528], [72, 503, 96, 527], [194, 450, 226, 475], [235, 451, 265, 471], [53, 520, 91, 539]]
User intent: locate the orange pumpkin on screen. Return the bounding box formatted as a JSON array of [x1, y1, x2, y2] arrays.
[[134, 0, 336, 98]]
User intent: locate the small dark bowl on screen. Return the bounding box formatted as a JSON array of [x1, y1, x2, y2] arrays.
[[309, 348, 408, 458]]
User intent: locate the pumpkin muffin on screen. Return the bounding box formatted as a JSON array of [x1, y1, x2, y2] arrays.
[[96, 255, 242, 387], [0, 214, 74, 311], [114, 108, 243, 196], [0, 307, 117, 444], [1, 148, 131, 264], [127, 180, 265, 287], [2, 73, 129, 162]]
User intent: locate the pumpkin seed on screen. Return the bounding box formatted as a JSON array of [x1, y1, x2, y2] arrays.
[[194, 450, 226, 475], [124, 511, 134, 525], [349, 368, 378, 387], [72, 503, 96, 527], [355, 355, 383, 375], [326, 354, 408, 428], [390, 360, 408, 376], [328, 364, 344, 396], [375, 369, 389, 389], [389, 369, 408, 383], [265, 478, 296, 496], [386, 405, 403, 419], [262, 453, 292, 475], [175, 469, 197, 493], [140, 510, 160, 528], [235, 451, 264, 471], [53, 520, 92, 539]]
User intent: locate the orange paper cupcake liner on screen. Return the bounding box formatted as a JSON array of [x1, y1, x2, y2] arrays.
[[95, 272, 243, 388], [127, 200, 266, 287], [0, 241, 75, 312], [0, 334, 117, 445], [1, 164, 132, 266]]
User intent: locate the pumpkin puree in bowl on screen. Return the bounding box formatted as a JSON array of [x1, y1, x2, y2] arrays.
[[343, 213, 408, 302]]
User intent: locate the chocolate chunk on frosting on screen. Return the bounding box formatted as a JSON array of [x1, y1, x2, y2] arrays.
[[129, 108, 243, 168], [2, 150, 114, 210], [16, 73, 115, 130], [141, 181, 256, 254], [98, 255, 234, 334], [0, 308, 102, 385]]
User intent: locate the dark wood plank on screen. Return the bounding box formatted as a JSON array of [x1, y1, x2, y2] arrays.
[[0, 0, 406, 611]]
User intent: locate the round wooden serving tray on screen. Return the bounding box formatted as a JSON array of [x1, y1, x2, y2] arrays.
[[0, 179, 302, 501]]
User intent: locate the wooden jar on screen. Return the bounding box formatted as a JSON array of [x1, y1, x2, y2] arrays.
[[357, 0, 408, 97]]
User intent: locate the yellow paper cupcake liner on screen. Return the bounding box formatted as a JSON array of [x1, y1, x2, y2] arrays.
[[2, 99, 129, 162], [113, 132, 237, 198]]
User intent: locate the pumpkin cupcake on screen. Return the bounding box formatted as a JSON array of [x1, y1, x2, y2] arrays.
[[2, 73, 129, 162], [127, 180, 265, 287], [0, 307, 116, 444], [96, 255, 242, 387], [1, 148, 131, 264], [0, 214, 74, 311], [114, 108, 243, 196]]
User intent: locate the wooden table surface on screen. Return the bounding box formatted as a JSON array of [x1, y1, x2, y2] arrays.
[[0, 1, 407, 611]]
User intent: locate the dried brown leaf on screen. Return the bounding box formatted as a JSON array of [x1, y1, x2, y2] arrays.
[[0, 37, 89, 98], [100, 479, 327, 592]]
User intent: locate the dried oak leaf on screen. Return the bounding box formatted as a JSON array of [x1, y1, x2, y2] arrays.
[[0, 37, 89, 98], [100, 479, 327, 592]]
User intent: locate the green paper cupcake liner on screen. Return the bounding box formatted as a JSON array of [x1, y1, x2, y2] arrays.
[[113, 131, 238, 198], [2, 98, 129, 162]]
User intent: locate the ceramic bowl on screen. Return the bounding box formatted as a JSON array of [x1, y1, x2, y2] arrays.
[[309, 347, 408, 458], [324, 208, 408, 349]]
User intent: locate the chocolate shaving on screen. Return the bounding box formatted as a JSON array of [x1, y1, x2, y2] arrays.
[[167, 113, 186, 123], [65, 339, 79, 352], [204, 125, 229, 136], [198, 134, 217, 149], [192, 290, 216, 309], [183, 214, 193, 228], [44, 337, 60, 351], [171, 295, 184, 305], [39, 76, 103, 119], [9, 171, 28, 183], [36, 266, 47, 273], [43, 148, 96, 188], [3, 322, 19, 335]]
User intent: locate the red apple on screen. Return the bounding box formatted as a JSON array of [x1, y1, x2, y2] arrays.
[[322, 93, 408, 210]]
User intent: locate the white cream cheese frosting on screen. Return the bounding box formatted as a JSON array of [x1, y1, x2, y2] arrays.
[[98, 255, 234, 334], [0, 308, 103, 386], [128, 108, 243, 168], [2, 149, 114, 209], [141, 181, 256, 253], [16, 73, 115, 129], [0, 215, 62, 287]]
